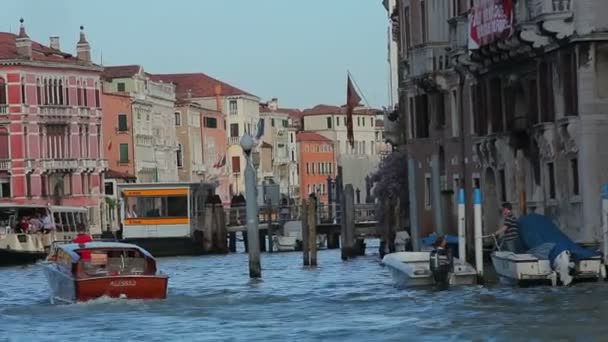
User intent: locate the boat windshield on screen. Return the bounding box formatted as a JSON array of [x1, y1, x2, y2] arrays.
[[77, 248, 150, 277]]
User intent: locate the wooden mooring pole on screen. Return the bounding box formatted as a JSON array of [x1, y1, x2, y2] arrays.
[[301, 199, 310, 266], [341, 184, 356, 260], [267, 198, 274, 253], [308, 197, 318, 266]]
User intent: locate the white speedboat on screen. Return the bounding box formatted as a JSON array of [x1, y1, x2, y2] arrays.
[[271, 221, 326, 252], [382, 252, 477, 288], [491, 251, 557, 286]]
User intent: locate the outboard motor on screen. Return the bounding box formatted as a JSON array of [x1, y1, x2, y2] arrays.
[[553, 250, 575, 286], [430, 248, 453, 290]]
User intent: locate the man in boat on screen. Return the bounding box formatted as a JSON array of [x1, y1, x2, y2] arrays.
[[493, 202, 521, 253], [73, 224, 93, 262], [429, 235, 453, 290], [73, 224, 93, 244], [41, 209, 55, 234]]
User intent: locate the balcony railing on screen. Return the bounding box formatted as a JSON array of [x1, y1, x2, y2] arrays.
[[229, 136, 240, 145], [40, 105, 71, 117], [409, 45, 450, 78], [80, 159, 97, 169], [529, 0, 572, 19], [24, 159, 34, 170], [0, 105, 7, 115], [41, 159, 79, 170], [0, 159, 10, 170], [147, 82, 175, 100], [98, 160, 109, 169]]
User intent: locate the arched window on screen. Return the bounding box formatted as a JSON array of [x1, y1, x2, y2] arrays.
[[83, 82, 88, 107], [36, 78, 42, 105], [53, 79, 58, 105], [0, 77, 7, 105], [65, 80, 70, 106], [44, 79, 49, 105], [76, 81, 82, 106], [94, 82, 100, 108], [58, 80, 64, 105], [0, 126, 9, 159], [21, 77, 26, 104]]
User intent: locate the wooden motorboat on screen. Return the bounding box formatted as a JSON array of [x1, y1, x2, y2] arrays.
[[42, 241, 168, 303]]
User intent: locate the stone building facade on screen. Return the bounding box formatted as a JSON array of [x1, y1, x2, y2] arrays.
[[0, 21, 107, 233], [389, 0, 608, 248]]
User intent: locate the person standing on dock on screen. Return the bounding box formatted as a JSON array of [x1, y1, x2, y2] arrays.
[[493, 202, 521, 253]]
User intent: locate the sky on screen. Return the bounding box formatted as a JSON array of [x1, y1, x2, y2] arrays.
[[0, 0, 390, 110]]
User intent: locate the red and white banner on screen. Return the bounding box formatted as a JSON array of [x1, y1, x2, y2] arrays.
[[469, 0, 514, 50]]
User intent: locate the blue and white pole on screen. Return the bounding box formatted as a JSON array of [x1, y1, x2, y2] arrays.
[[474, 188, 483, 278], [458, 188, 466, 264]]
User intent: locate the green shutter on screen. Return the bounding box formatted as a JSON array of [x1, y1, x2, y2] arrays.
[[119, 143, 129, 162]]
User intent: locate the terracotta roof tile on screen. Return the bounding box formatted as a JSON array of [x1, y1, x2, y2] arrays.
[[102, 65, 141, 79], [150, 73, 256, 99], [0, 32, 96, 66], [296, 132, 333, 143], [301, 105, 379, 116]]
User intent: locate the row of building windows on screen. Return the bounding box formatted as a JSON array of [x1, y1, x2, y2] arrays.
[[422, 158, 580, 211], [307, 183, 327, 196], [0, 173, 96, 199], [304, 144, 332, 153], [326, 115, 375, 129], [305, 162, 333, 176], [0, 76, 100, 108], [407, 49, 578, 140]]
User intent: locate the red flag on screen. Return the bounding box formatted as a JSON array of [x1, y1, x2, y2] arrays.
[[214, 154, 226, 168], [346, 75, 361, 148], [107, 139, 112, 151]]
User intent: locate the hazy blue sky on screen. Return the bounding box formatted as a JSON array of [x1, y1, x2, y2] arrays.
[[1, 0, 389, 109]]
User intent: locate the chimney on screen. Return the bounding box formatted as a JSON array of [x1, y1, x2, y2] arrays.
[[76, 25, 91, 62], [269, 98, 278, 111], [15, 18, 32, 59], [214, 84, 223, 112], [49, 36, 60, 50]]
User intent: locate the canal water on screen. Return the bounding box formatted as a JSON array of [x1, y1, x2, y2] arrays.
[[1, 242, 608, 342]]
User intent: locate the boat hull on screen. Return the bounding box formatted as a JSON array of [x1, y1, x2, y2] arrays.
[[43, 263, 168, 303], [76, 276, 168, 302], [491, 251, 557, 286], [120, 237, 204, 257], [0, 248, 46, 266], [382, 252, 477, 288]]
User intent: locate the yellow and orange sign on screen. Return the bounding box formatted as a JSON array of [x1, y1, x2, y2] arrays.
[[122, 188, 188, 197], [123, 217, 189, 225]]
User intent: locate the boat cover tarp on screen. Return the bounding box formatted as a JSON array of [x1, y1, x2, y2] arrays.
[[518, 213, 600, 263]]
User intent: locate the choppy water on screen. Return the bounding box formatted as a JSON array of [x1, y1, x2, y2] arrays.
[[1, 242, 608, 341]]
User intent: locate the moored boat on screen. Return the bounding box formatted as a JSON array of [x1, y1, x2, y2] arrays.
[[382, 252, 477, 288], [491, 213, 604, 286], [42, 241, 168, 303]]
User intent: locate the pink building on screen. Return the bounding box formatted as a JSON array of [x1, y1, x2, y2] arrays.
[[0, 20, 106, 232]]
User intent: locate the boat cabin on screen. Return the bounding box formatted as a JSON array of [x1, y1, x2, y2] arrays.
[[50, 242, 158, 278]]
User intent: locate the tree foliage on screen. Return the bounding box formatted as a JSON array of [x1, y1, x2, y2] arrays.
[[371, 149, 409, 227], [371, 149, 408, 200]]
